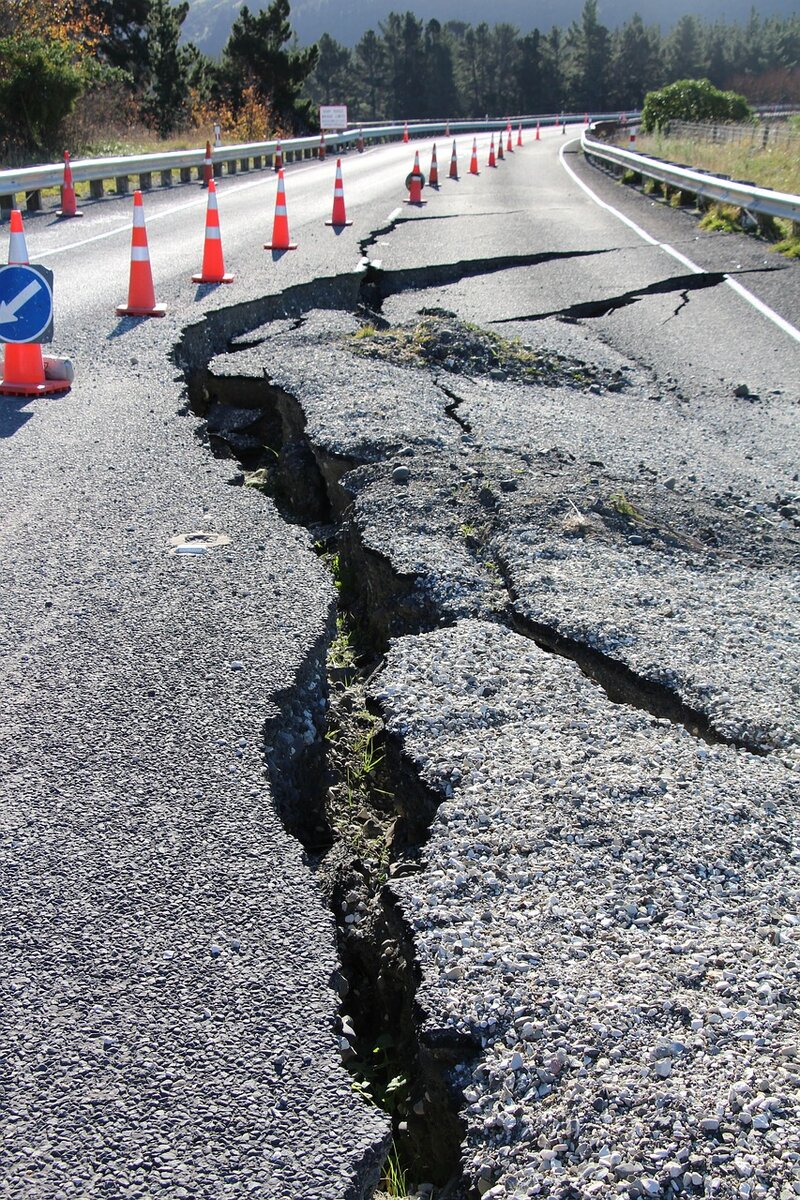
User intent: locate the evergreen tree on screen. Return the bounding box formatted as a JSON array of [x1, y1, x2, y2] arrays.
[[540, 27, 565, 113], [564, 0, 610, 111], [609, 14, 662, 109], [457, 23, 492, 115], [516, 30, 543, 113], [305, 32, 351, 107], [142, 0, 191, 134], [379, 11, 425, 117], [86, 0, 150, 77], [352, 29, 385, 120], [492, 24, 521, 116], [421, 19, 459, 119], [222, 1, 318, 130], [665, 15, 705, 82]]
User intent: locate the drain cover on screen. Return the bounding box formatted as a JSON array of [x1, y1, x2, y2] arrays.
[[169, 530, 231, 556]]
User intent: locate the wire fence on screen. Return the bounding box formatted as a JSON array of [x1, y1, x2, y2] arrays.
[[665, 120, 800, 150]]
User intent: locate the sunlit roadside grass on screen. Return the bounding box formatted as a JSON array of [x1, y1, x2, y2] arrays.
[[631, 132, 800, 197]]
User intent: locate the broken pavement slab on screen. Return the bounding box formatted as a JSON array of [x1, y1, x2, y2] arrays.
[[371, 619, 799, 1200]]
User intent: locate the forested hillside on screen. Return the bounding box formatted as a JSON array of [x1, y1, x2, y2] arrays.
[[1, 0, 797, 164]]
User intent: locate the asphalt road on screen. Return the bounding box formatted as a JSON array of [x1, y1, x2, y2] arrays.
[[1, 127, 798, 1199]]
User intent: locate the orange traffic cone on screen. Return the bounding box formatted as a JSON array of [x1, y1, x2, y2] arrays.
[[202, 141, 213, 188], [585, 113, 589, 125], [193, 180, 233, 283], [319, 132, 326, 161], [488, 136, 496, 168], [517, 122, 523, 146], [497, 135, 504, 161], [469, 138, 479, 174], [405, 151, 425, 205], [536, 121, 540, 141], [264, 170, 297, 250], [449, 140, 458, 179], [357, 128, 365, 152], [274, 141, 283, 171], [429, 144, 439, 187], [56, 152, 83, 218], [325, 159, 352, 227], [506, 125, 514, 153], [445, 121, 450, 137], [116, 191, 165, 316], [403, 122, 409, 144], [0, 212, 71, 396]]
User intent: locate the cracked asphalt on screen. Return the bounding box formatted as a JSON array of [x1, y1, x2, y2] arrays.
[[1, 128, 798, 1198]]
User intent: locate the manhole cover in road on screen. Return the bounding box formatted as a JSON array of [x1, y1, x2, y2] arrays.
[[168, 530, 231, 556]]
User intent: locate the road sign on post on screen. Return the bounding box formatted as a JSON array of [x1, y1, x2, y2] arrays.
[[0, 263, 54, 343], [320, 105, 348, 131]]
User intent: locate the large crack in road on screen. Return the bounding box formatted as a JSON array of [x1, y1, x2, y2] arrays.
[[174, 247, 799, 1199]]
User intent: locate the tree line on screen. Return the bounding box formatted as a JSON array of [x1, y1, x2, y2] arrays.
[[306, 5, 800, 122], [1, 0, 798, 163]]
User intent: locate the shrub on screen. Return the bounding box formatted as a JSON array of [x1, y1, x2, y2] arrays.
[[0, 35, 86, 158], [640, 78, 751, 133]]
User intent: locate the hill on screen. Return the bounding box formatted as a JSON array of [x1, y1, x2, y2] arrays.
[[182, 0, 799, 56]]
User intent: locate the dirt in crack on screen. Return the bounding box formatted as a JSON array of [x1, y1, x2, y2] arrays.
[[314, 547, 468, 1199]]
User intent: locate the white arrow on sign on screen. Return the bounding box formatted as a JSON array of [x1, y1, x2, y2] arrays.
[[0, 278, 43, 325]]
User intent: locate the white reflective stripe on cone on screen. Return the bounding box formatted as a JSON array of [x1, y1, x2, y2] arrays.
[[133, 208, 146, 227], [206, 228, 221, 239], [131, 246, 150, 261]]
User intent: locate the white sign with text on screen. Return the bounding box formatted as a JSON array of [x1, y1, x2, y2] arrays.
[[319, 105, 348, 130]]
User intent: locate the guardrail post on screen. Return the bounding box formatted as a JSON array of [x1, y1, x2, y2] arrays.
[[160, 169, 173, 187], [139, 171, 152, 190], [0, 194, 14, 218], [239, 157, 249, 172], [212, 162, 222, 178], [115, 174, 129, 194], [180, 167, 192, 184], [25, 189, 42, 213], [253, 155, 262, 169], [90, 179, 104, 199], [226, 158, 237, 175]]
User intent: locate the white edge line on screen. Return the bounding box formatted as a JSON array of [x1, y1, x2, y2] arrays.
[[559, 138, 800, 346]]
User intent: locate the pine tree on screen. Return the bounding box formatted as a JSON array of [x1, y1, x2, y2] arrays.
[[305, 32, 351, 108], [610, 14, 662, 109], [222, 1, 319, 130], [564, 0, 610, 111], [352, 29, 385, 120], [142, 0, 191, 134]]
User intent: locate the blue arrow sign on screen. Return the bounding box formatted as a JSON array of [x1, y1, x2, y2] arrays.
[[0, 264, 54, 344]]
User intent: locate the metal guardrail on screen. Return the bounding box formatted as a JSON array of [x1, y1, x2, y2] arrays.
[[0, 114, 632, 216], [581, 130, 800, 228]]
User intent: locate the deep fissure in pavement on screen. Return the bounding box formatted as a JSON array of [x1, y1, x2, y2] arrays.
[[174, 249, 774, 1197], [178, 293, 474, 1196]]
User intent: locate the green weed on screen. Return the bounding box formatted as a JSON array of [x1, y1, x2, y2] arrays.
[[608, 491, 644, 522]]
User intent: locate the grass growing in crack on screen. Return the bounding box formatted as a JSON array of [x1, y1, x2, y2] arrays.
[[379, 1143, 410, 1199], [608, 491, 644, 522], [329, 612, 357, 670], [347, 314, 621, 392]]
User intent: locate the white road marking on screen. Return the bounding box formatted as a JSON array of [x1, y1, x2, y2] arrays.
[[559, 139, 800, 346]]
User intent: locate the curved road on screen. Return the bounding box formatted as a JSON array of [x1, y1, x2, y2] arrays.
[[1, 129, 798, 1199]]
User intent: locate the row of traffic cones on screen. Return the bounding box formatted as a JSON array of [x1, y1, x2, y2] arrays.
[[3, 125, 534, 393], [403, 122, 527, 209]]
